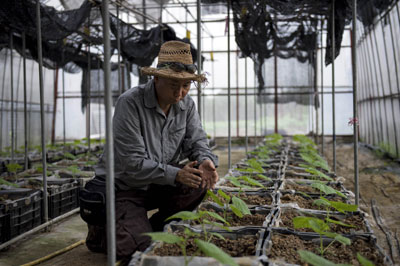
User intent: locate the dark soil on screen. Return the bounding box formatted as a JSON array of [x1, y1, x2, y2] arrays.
[[280, 194, 345, 210], [278, 209, 369, 234], [269, 233, 385, 265], [283, 182, 342, 194], [215, 191, 273, 206], [153, 232, 258, 257], [224, 181, 274, 190], [195, 207, 267, 226]]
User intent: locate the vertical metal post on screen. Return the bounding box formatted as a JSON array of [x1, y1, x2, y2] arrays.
[[98, 60, 102, 142], [62, 68, 66, 150], [51, 69, 58, 145], [10, 32, 15, 162], [87, 16, 92, 151], [274, 47, 278, 134], [15, 57, 22, 152], [314, 35, 319, 146], [117, 5, 121, 95], [321, 19, 325, 155], [196, 0, 202, 120], [351, 0, 359, 206], [227, 0, 231, 169], [0, 49, 8, 151], [381, 13, 399, 157], [259, 92, 262, 136], [142, 0, 147, 30], [245, 57, 248, 153], [357, 32, 368, 143], [211, 39, 216, 137], [36, 0, 48, 223], [22, 32, 28, 170], [331, 0, 336, 173], [236, 53, 239, 137], [254, 72, 257, 145], [101, 1, 116, 264]]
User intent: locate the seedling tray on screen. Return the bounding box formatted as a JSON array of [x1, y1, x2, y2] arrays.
[[276, 191, 351, 210], [279, 179, 352, 198], [204, 189, 276, 207], [133, 226, 266, 266], [270, 206, 374, 235], [262, 228, 392, 266]]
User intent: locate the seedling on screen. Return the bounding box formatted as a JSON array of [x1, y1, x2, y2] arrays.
[[145, 228, 238, 266], [6, 163, 23, 181], [0, 177, 19, 188], [63, 152, 76, 160], [225, 175, 268, 189], [206, 189, 251, 222]]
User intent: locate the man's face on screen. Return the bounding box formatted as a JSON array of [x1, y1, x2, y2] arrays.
[[155, 77, 192, 105]]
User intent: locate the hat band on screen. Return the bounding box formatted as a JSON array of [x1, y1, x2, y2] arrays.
[[157, 62, 198, 74]]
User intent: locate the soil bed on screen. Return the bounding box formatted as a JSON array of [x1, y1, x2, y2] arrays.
[[224, 181, 274, 190], [278, 209, 368, 234], [279, 193, 345, 210], [195, 207, 267, 226], [215, 191, 273, 206], [283, 182, 342, 194], [152, 232, 258, 257], [269, 233, 385, 265]]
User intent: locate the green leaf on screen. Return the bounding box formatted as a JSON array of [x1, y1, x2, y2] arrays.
[[357, 253, 375, 266], [325, 218, 355, 228], [311, 183, 347, 198], [143, 232, 183, 244], [334, 234, 351, 245], [313, 198, 331, 208], [240, 176, 265, 188], [229, 204, 243, 218], [217, 189, 231, 201], [0, 177, 19, 188], [256, 174, 271, 181], [305, 167, 333, 181], [246, 158, 264, 173], [203, 220, 232, 231], [195, 239, 239, 266], [293, 216, 329, 232], [298, 250, 337, 266], [297, 191, 312, 199], [207, 190, 224, 206], [231, 196, 251, 215], [203, 211, 230, 226], [329, 200, 358, 213], [210, 232, 225, 240], [165, 211, 201, 221]]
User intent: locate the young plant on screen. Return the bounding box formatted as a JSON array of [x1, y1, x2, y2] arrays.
[[225, 175, 268, 189], [6, 163, 23, 181], [312, 196, 358, 228], [293, 216, 351, 256], [206, 189, 251, 223]]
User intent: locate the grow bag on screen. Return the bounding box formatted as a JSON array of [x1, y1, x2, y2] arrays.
[[262, 228, 392, 266]]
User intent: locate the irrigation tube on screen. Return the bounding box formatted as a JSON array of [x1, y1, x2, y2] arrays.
[[227, 0, 231, 169], [10, 32, 14, 162], [101, 0, 116, 264], [36, 0, 48, 223], [22, 32, 28, 170], [351, 0, 359, 206], [197, 0, 202, 121], [331, 0, 336, 173]]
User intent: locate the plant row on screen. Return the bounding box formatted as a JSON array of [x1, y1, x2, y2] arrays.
[[131, 134, 391, 266]]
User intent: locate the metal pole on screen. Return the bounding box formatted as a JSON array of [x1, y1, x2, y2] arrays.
[[274, 46, 278, 134], [62, 69, 66, 150], [101, 0, 116, 264], [15, 57, 22, 152], [351, 0, 359, 206], [381, 13, 399, 157], [211, 39, 216, 137], [197, 0, 202, 120], [321, 19, 325, 155], [36, 0, 48, 223], [331, 0, 336, 173], [117, 5, 121, 95], [0, 49, 8, 151], [315, 36, 319, 146], [87, 16, 92, 151], [98, 61, 102, 143], [254, 72, 257, 145], [227, 0, 231, 169], [10, 32, 14, 162], [51, 69, 58, 145], [236, 53, 239, 137], [357, 32, 368, 144], [259, 92, 262, 136], [142, 0, 147, 30], [245, 57, 248, 153], [22, 32, 28, 170]]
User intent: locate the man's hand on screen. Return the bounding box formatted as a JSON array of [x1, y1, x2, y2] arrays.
[[199, 160, 219, 189], [175, 161, 203, 188]]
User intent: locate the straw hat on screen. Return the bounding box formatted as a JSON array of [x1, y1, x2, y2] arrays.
[[140, 41, 206, 82]]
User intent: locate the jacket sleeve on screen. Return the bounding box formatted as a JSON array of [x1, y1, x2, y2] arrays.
[[113, 96, 180, 188], [181, 100, 219, 167]]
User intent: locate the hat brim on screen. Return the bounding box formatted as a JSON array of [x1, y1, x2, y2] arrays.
[[140, 67, 206, 83]]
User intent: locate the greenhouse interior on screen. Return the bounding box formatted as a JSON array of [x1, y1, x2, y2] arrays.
[[0, 0, 399, 265]]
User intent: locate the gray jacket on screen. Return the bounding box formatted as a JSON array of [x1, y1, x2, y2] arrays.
[[95, 80, 218, 190]]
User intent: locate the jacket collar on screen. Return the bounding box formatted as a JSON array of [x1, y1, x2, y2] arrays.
[[144, 79, 187, 111]]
